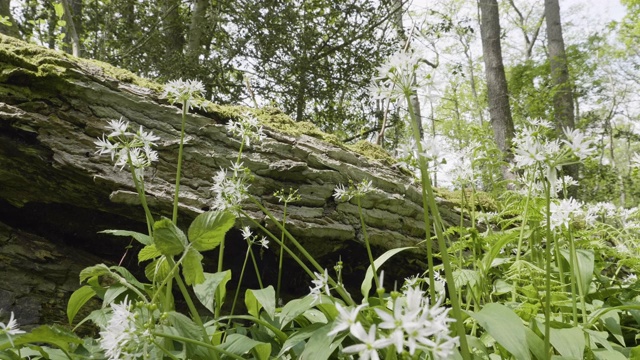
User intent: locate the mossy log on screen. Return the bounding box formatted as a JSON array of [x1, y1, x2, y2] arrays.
[[0, 34, 477, 327]]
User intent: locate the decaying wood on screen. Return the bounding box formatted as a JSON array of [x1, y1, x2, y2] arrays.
[[0, 34, 470, 326]]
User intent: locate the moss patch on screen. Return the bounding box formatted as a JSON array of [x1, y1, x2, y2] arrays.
[[435, 188, 498, 212]]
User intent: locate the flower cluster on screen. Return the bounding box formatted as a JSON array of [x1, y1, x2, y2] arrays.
[[0, 311, 25, 347], [99, 298, 157, 360], [329, 286, 458, 359], [240, 225, 269, 249], [512, 125, 595, 195], [95, 118, 159, 180], [162, 78, 206, 109], [226, 112, 266, 148], [547, 198, 583, 231], [333, 179, 377, 202], [210, 163, 250, 214], [309, 269, 331, 303], [370, 51, 425, 100]]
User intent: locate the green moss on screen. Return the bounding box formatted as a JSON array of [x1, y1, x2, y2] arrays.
[[347, 140, 396, 166], [436, 188, 498, 212]]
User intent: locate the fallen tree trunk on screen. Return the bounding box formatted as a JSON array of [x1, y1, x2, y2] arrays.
[[0, 34, 472, 327]]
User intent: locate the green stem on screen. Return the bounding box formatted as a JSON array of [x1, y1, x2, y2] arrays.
[[229, 240, 251, 319], [405, 93, 469, 360], [248, 246, 264, 289], [153, 332, 242, 360], [277, 203, 288, 302], [218, 315, 288, 342], [357, 196, 379, 292], [240, 206, 355, 306], [543, 181, 552, 358], [172, 102, 188, 225], [127, 153, 154, 236]]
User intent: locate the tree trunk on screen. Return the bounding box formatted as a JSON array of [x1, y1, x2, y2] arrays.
[[61, 0, 81, 57], [186, 0, 208, 61], [545, 0, 578, 195], [478, 0, 515, 171], [0, 34, 476, 326]]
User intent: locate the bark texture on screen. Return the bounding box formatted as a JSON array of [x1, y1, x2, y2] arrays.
[[478, 0, 515, 160], [0, 34, 474, 326]]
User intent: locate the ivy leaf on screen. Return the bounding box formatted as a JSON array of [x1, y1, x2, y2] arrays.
[[188, 211, 235, 252], [153, 217, 187, 256]]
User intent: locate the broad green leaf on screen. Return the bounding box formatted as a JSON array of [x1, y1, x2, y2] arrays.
[[560, 249, 594, 297], [524, 327, 546, 360], [99, 229, 152, 245], [153, 217, 187, 256], [299, 323, 340, 360], [138, 244, 161, 262], [188, 210, 235, 251], [193, 271, 231, 314], [53, 2, 64, 18], [182, 247, 204, 285], [279, 296, 317, 330], [3, 325, 82, 352], [219, 333, 271, 359], [361, 247, 414, 298], [245, 286, 276, 319], [74, 308, 109, 330], [277, 323, 326, 358], [469, 303, 531, 360], [101, 286, 127, 308], [79, 264, 111, 283], [630, 345, 640, 360], [600, 309, 625, 346], [592, 349, 627, 360], [453, 269, 480, 289], [145, 257, 171, 282], [67, 285, 95, 325], [549, 327, 584, 359], [111, 266, 146, 290]]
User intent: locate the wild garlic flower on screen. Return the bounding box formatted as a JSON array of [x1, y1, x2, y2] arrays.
[[240, 226, 269, 249], [0, 311, 25, 347], [370, 51, 424, 100], [94, 118, 159, 180], [562, 127, 596, 160], [226, 112, 266, 147], [333, 179, 377, 202], [274, 188, 301, 204], [546, 198, 583, 231], [328, 302, 367, 336], [99, 297, 156, 360], [210, 165, 250, 214], [309, 269, 331, 303], [162, 78, 206, 109], [342, 323, 393, 360], [373, 287, 458, 357]]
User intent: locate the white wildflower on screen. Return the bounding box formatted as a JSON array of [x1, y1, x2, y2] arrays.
[[106, 118, 131, 138], [328, 302, 366, 336], [547, 198, 583, 231], [210, 167, 250, 214], [623, 273, 637, 285], [309, 269, 331, 303], [0, 311, 25, 347], [99, 297, 155, 360], [563, 127, 596, 160], [257, 236, 269, 249], [162, 78, 206, 109], [226, 113, 266, 147], [342, 323, 392, 360], [240, 226, 252, 240]]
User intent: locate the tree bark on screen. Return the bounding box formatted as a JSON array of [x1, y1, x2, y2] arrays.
[[61, 0, 81, 57], [186, 0, 208, 61], [0, 34, 477, 325], [545, 0, 578, 195], [478, 0, 516, 170]]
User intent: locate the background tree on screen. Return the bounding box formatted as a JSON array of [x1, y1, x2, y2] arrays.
[[478, 0, 515, 171]]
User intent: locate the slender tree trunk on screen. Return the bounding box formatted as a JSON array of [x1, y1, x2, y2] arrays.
[[545, 0, 575, 131], [392, 0, 423, 139], [545, 0, 578, 195], [187, 0, 208, 61], [478, 0, 515, 169], [61, 0, 80, 57]]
